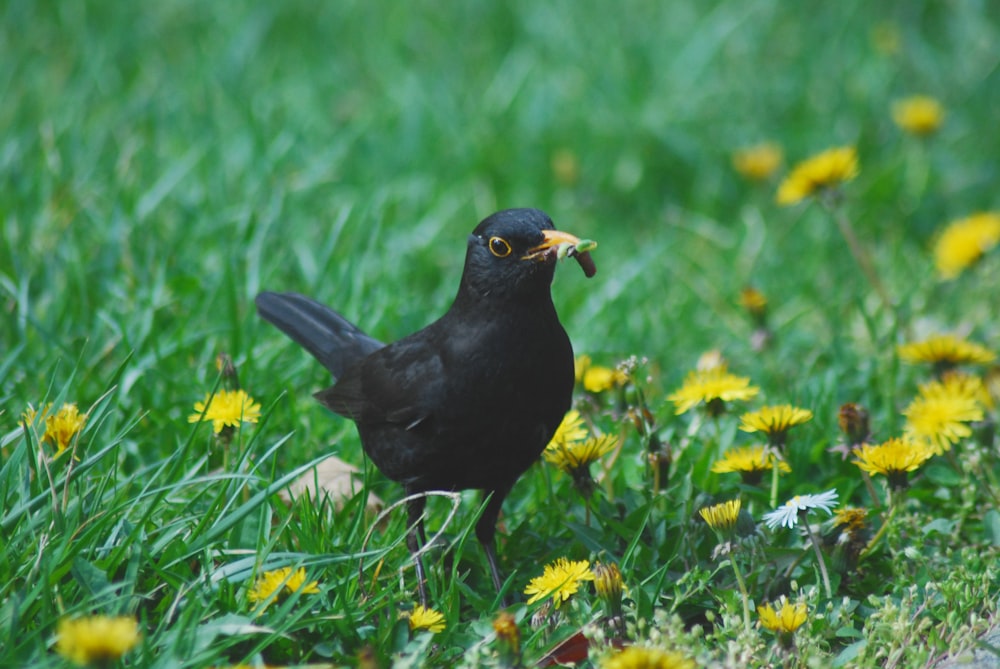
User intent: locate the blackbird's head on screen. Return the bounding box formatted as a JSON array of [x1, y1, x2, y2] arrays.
[[459, 208, 595, 300]]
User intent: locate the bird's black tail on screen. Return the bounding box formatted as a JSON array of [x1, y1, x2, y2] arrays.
[[255, 291, 384, 379]]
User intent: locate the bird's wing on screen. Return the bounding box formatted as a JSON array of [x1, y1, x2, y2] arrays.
[[255, 291, 384, 379], [314, 335, 444, 430]]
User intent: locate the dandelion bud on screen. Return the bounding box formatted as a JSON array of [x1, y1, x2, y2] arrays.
[[593, 562, 624, 614], [492, 611, 522, 668], [215, 352, 239, 386], [838, 403, 870, 447]]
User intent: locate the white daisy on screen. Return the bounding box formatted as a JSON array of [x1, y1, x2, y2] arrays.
[[763, 490, 839, 530]]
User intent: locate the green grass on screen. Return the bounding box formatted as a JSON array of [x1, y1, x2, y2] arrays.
[[3, 1, 1000, 667]]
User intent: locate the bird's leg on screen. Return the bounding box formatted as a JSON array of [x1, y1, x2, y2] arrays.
[[406, 495, 429, 607], [476, 486, 512, 604]]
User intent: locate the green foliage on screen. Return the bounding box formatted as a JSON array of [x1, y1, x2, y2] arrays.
[[2, 1, 999, 667]]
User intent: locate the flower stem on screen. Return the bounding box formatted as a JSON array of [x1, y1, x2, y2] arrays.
[[821, 198, 895, 318], [769, 457, 780, 509], [860, 497, 899, 561], [728, 556, 752, 634], [803, 515, 833, 599]]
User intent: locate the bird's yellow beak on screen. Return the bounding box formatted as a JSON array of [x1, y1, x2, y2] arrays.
[[522, 229, 583, 262], [522, 229, 598, 277]]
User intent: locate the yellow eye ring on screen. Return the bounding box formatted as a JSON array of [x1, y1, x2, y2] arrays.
[[488, 236, 512, 258]]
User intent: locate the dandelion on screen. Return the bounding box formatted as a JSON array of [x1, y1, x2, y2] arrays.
[[524, 557, 595, 609], [763, 490, 839, 530], [933, 212, 1000, 280], [24, 403, 87, 456], [699, 499, 742, 537], [407, 604, 446, 633], [739, 405, 813, 449], [902, 379, 984, 455], [732, 142, 783, 181], [247, 567, 320, 612], [758, 597, 808, 648], [583, 365, 629, 393], [892, 95, 944, 136], [576, 354, 630, 392], [711, 445, 790, 486], [739, 286, 768, 318], [593, 562, 626, 637], [897, 334, 996, 372], [838, 402, 871, 446], [739, 286, 773, 351], [544, 433, 619, 500], [832, 507, 868, 533], [829, 402, 871, 460], [492, 611, 522, 665], [852, 437, 934, 491], [667, 367, 759, 417], [601, 646, 697, 669], [776, 146, 858, 206], [699, 499, 753, 631], [188, 389, 262, 434], [549, 409, 588, 448], [544, 434, 619, 474], [939, 370, 993, 409], [55, 615, 140, 666], [828, 507, 870, 574]]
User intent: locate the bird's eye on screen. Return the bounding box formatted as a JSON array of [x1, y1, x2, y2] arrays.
[[488, 236, 512, 258]]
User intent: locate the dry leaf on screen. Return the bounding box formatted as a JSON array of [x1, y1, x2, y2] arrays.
[[279, 454, 383, 514]]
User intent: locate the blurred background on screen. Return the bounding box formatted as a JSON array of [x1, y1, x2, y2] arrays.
[[3, 0, 998, 458]]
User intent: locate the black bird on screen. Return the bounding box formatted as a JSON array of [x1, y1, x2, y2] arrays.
[[255, 208, 596, 604]]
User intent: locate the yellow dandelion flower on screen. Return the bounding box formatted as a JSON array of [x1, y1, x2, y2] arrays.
[[832, 507, 868, 532], [711, 445, 790, 486], [852, 437, 934, 489], [21, 404, 46, 426], [577, 355, 629, 392], [667, 367, 759, 416], [699, 499, 742, 535], [24, 403, 87, 456], [601, 645, 697, 669], [902, 380, 983, 455], [524, 557, 595, 608], [898, 334, 996, 367], [188, 389, 262, 434], [939, 371, 993, 409], [739, 286, 768, 315], [758, 597, 808, 634], [544, 434, 619, 473], [56, 615, 140, 666], [247, 567, 320, 612], [46, 404, 87, 454], [776, 146, 859, 206], [933, 212, 1000, 280], [892, 96, 944, 136], [582, 365, 629, 393], [732, 142, 783, 181], [739, 405, 813, 448], [407, 604, 446, 633], [548, 409, 588, 448]]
